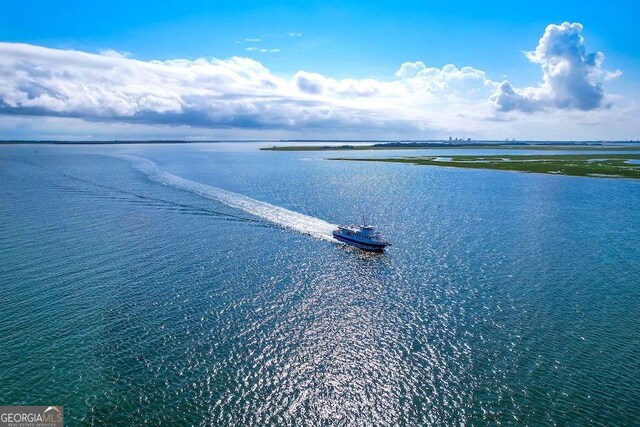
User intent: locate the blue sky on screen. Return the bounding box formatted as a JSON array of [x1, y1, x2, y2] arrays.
[[1, 0, 639, 140]]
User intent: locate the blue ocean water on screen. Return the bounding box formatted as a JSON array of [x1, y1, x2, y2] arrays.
[[1, 143, 639, 425]]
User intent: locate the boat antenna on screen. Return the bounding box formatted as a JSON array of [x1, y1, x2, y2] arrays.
[[362, 212, 366, 226]]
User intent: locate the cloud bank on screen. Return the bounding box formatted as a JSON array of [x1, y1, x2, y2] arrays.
[[0, 23, 627, 138], [0, 42, 495, 133]]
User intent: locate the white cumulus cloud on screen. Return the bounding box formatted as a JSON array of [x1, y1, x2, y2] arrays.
[[395, 61, 496, 102], [492, 22, 621, 112]]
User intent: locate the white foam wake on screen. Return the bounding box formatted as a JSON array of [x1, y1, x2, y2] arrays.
[[119, 155, 337, 241]]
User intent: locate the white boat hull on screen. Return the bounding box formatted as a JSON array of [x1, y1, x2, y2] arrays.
[[332, 230, 390, 252]]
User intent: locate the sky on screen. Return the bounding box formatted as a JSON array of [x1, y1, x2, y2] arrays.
[[1, 0, 639, 141]]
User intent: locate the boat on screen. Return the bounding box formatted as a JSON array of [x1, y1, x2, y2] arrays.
[[332, 216, 391, 252]]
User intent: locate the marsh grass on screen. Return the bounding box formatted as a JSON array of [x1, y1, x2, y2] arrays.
[[330, 154, 640, 179]]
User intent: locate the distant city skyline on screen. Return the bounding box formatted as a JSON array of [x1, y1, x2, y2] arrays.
[[1, 0, 639, 140]]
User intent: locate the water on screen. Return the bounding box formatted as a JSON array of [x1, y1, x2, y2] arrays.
[[1, 143, 639, 425], [120, 155, 336, 240]]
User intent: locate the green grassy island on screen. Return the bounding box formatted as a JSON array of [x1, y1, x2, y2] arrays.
[[329, 154, 640, 179], [261, 141, 640, 151]]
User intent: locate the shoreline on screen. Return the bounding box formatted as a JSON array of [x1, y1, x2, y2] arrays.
[[329, 154, 640, 179]]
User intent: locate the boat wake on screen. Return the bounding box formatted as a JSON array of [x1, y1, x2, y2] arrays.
[[118, 155, 337, 241]]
